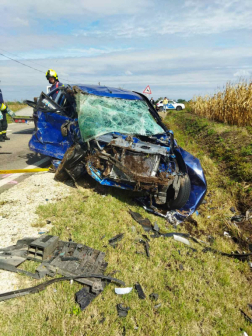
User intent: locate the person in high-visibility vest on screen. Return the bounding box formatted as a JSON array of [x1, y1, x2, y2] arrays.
[[0, 89, 15, 143], [163, 97, 168, 112], [45, 69, 63, 100]]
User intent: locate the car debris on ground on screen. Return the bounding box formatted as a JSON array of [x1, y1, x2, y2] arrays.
[[134, 283, 146, 299], [0, 235, 124, 309], [117, 303, 130, 317]]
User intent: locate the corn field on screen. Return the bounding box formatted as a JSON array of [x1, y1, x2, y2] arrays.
[[190, 81, 252, 127]]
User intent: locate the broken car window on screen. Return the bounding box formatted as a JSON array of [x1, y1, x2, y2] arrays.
[[76, 93, 164, 142]]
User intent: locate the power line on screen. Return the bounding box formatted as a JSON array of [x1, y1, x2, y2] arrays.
[[0, 52, 71, 83], [0, 52, 45, 74], [0, 50, 99, 85], [0, 47, 50, 72]]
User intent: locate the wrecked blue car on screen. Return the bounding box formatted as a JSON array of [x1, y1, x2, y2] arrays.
[[27, 85, 207, 214]]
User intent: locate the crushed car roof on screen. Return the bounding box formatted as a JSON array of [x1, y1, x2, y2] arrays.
[[75, 85, 142, 100]]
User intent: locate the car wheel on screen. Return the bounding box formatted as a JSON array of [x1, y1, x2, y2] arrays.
[[176, 106, 182, 111], [166, 174, 191, 210]]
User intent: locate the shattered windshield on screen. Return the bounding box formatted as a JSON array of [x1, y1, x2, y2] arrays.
[[76, 93, 164, 142]]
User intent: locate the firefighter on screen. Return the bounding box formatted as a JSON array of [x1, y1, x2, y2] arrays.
[[0, 89, 15, 142], [45, 69, 63, 100]]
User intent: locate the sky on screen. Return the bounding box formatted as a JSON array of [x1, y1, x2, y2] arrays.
[[0, 0, 252, 101]]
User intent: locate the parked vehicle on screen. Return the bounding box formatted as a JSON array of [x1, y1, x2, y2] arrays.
[[156, 100, 185, 111], [26, 85, 206, 212]]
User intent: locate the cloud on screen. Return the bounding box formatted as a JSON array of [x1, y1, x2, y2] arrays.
[[0, 0, 152, 30], [233, 69, 251, 77], [75, 0, 252, 39], [1, 46, 251, 101]]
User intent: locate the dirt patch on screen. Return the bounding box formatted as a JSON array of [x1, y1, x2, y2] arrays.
[[0, 172, 73, 294]]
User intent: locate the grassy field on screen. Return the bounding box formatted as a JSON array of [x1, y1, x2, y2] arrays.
[[0, 112, 251, 335]]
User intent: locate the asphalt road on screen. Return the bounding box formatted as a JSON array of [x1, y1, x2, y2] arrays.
[[0, 121, 50, 194], [15, 106, 34, 117]]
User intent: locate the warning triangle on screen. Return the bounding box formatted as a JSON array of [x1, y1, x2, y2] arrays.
[[143, 85, 152, 94]]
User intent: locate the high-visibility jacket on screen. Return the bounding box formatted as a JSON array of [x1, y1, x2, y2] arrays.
[[0, 89, 7, 112]]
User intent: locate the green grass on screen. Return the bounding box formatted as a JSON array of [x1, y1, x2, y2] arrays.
[[0, 175, 251, 335], [0, 109, 251, 335], [165, 110, 252, 212]]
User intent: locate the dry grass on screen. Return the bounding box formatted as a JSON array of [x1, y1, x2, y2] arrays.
[[7, 102, 27, 112], [190, 81, 252, 126]]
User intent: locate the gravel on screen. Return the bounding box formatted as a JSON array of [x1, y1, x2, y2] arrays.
[[0, 172, 73, 294]]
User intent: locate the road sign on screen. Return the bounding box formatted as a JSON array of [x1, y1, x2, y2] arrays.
[[143, 85, 152, 94]]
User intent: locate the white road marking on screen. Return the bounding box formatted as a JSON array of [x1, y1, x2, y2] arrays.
[[0, 157, 50, 187]]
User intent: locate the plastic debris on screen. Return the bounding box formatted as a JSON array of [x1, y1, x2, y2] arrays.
[[173, 235, 190, 246], [231, 215, 244, 222], [203, 247, 252, 261], [224, 231, 231, 238], [117, 303, 130, 317], [75, 287, 98, 311], [115, 287, 133, 295], [149, 293, 159, 301], [154, 303, 162, 309], [135, 283, 146, 299], [153, 222, 160, 232], [240, 309, 252, 324], [108, 233, 124, 248], [230, 207, 236, 213], [139, 239, 150, 258]]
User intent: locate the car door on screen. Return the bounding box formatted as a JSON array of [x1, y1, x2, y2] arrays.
[[29, 89, 75, 159], [168, 100, 176, 109]]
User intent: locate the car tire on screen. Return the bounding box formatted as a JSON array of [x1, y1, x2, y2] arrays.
[[166, 174, 191, 210], [176, 106, 182, 111]]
